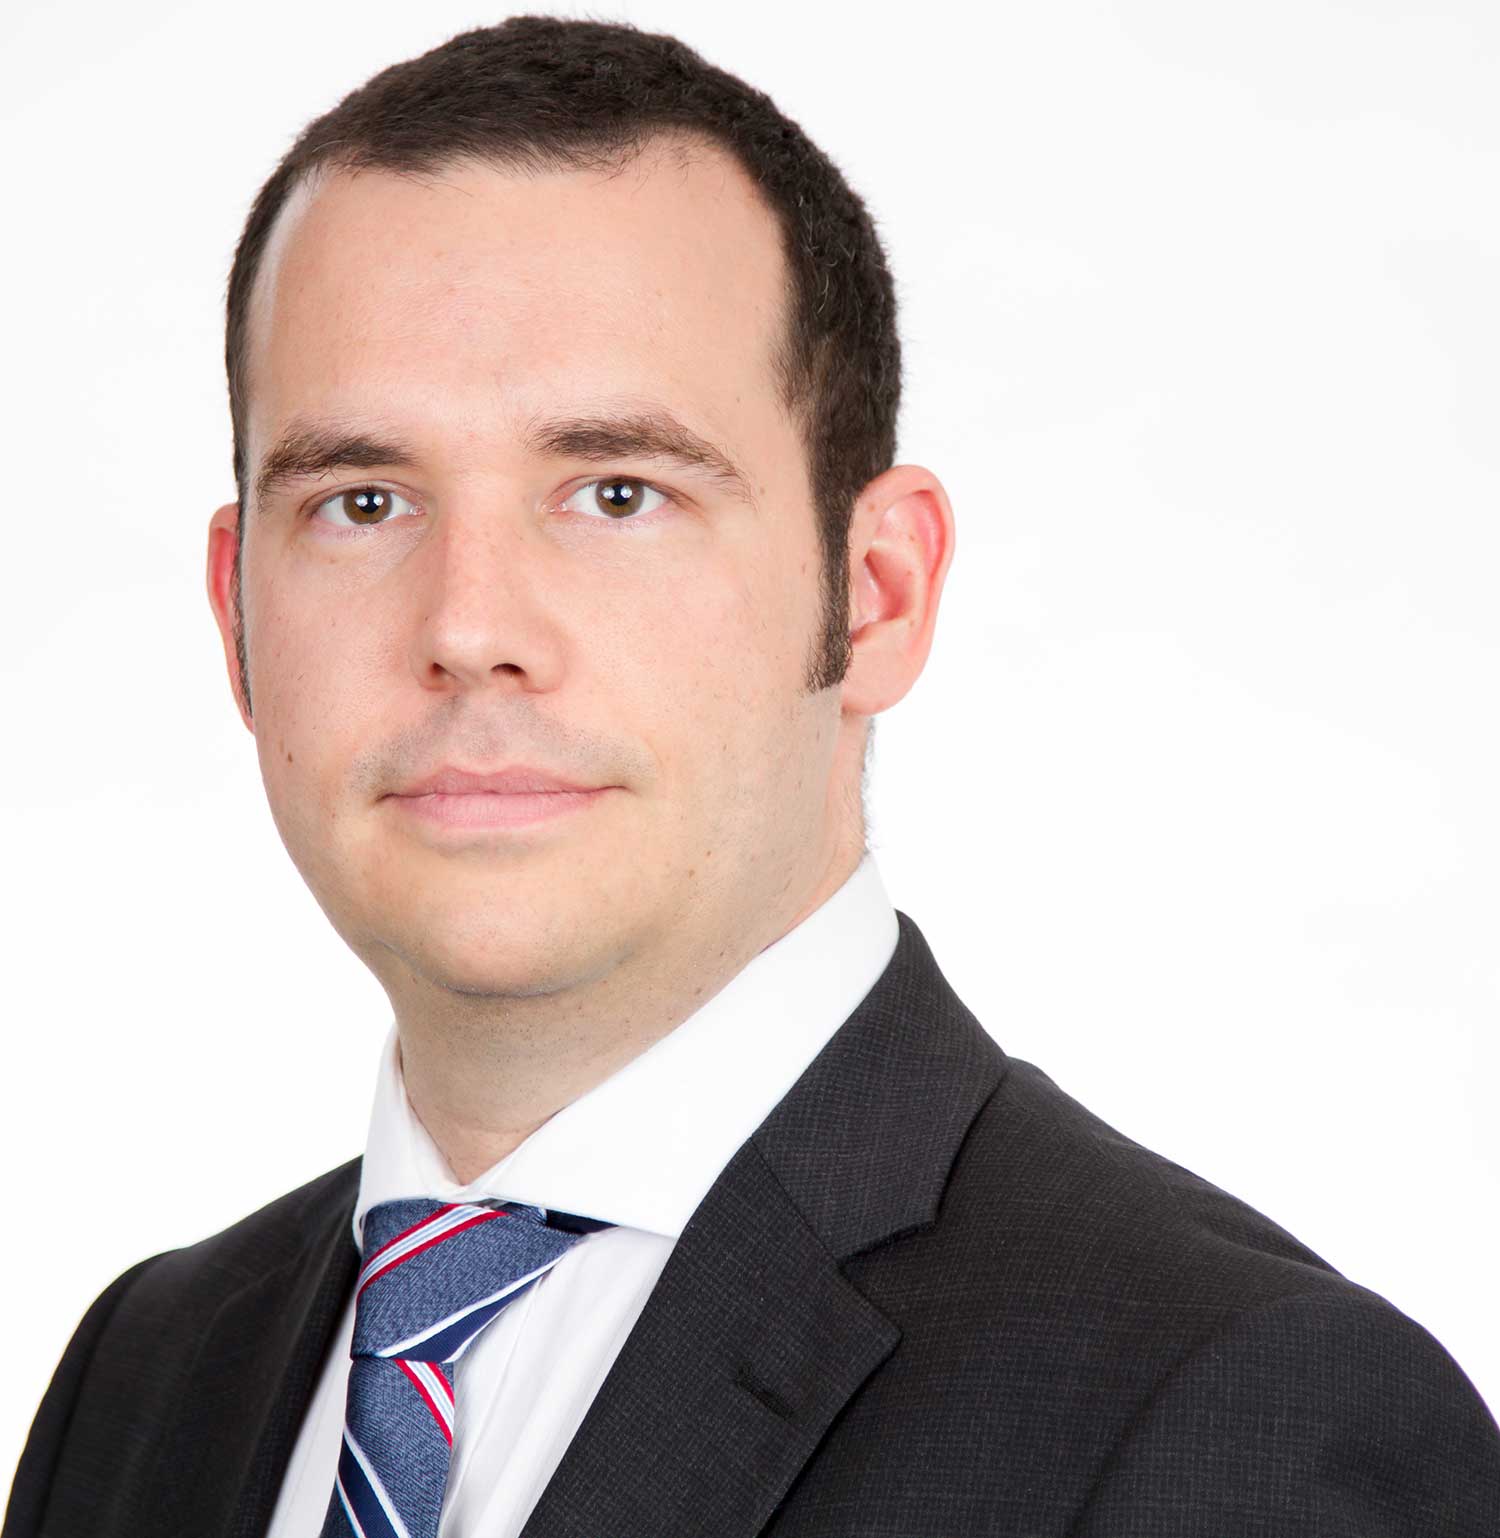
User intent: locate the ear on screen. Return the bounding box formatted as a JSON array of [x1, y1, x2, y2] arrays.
[[840, 464, 956, 718], [206, 500, 254, 732]]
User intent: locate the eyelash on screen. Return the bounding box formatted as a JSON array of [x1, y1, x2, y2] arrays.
[[307, 476, 675, 536]]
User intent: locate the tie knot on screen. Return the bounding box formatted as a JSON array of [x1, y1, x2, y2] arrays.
[[353, 1198, 601, 1364]]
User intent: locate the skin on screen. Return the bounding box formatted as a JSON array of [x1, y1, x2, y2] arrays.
[[206, 137, 955, 1182]]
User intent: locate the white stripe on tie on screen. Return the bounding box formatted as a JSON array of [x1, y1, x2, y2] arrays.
[[377, 1257, 563, 1359], [358, 1205, 494, 1292], [409, 1360, 455, 1440], [344, 1429, 415, 1538], [334, 1475, 368, 1538]]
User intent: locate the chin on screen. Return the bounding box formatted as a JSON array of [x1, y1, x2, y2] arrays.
[[379, 922, 619, 1002]]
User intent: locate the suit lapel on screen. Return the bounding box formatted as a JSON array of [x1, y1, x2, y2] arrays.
[[518, 1143, 899, 1538], [144, 1163, 361, 1538], [522, 909, 1007, 1538]]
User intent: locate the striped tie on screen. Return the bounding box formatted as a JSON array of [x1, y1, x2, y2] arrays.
[[320, 1196, 614, 1538]]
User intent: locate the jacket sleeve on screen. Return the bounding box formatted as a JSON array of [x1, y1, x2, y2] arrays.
[[1066, 1288, 1500, 1537], [2, 1255, 166, 1538]]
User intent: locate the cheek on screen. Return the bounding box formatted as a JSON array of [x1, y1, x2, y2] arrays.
[[620, 566, 800, 795], [250, 580, 381, 799]]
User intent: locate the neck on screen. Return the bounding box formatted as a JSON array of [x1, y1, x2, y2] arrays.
[[390, 842, 864, 1184]]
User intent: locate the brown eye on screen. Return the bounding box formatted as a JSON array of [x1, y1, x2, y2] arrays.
[[595, 478, 644, 517], [565, 478, 668, 521], [313, 486, 416, 529], [342, 488, 392, 524]]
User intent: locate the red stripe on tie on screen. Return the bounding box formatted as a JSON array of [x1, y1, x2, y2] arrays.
[[363, 1204, 462, 1270], [359, 1206, 509, 1295], [398, 1359, 454, 1445]]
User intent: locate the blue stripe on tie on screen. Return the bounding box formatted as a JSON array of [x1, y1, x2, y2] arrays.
[[338, 1434, 409, 1538], [413, 1273, 546, 1362], [334, 1477, 365, 1538]]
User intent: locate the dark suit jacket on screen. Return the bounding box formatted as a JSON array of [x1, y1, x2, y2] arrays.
[[8, 910, 1500, 1535]]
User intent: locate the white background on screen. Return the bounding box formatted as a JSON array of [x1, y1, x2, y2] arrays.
[[2, 0, 1496, 1491]]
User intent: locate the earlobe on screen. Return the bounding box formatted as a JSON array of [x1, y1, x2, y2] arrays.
[[206, 501, 254, 732]]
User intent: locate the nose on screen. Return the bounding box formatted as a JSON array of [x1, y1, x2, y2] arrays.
[[406, 499, 566, 696]]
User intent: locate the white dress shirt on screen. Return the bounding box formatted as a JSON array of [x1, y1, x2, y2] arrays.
[[267, 851, 899, 1537]]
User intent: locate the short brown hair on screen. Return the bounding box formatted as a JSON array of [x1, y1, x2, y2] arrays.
[[224, 15, 901, 714]]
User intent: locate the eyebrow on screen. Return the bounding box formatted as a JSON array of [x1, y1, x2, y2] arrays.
[[523, 408, 757, 509], [253, 423, 416, 514], [251, 407, 758, 514]]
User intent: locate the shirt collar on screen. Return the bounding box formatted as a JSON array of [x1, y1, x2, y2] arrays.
[[354, 851, 899, 1249]]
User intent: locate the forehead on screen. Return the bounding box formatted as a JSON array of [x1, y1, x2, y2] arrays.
[[243, 138, 793, 473]]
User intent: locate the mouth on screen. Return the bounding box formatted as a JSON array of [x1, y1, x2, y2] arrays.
[[385, 786, 612, 832]]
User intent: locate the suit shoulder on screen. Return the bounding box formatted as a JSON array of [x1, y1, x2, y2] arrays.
[[117, 1155, 361, 1316], [943, 1055, 1361, 1311], [1069, 1287, 1500, 1530], [832, 1049, 1500, 1527], [6, 1157, 361, 1530]]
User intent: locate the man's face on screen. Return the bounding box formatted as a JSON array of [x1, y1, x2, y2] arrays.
[[210, 141, 862, 1005]]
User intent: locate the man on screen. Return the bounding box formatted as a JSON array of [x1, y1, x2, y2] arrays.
[[7, 13, 1498, 1536]]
